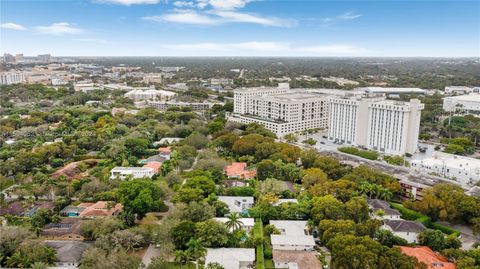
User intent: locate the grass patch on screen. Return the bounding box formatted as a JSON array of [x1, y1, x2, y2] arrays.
[[254, 218, 265, 269], [160, 263, 196, 269], [390, 202, 461, 236], [338, 146, 379, 160]]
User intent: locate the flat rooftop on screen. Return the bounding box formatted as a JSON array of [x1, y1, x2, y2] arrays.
[[257, 92, 326, 102], [444, 93, 480, 102]]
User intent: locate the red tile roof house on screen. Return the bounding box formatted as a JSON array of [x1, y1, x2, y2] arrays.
[[143, 161, 162, 174], [224, 162, 257, 179], [400, 246, 456, 269], [60, 201, 123, 218]]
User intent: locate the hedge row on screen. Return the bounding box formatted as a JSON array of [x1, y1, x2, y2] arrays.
[[390, 202, 460, 236], [338, 146, 379, 160], [254, 219, 265, 269]]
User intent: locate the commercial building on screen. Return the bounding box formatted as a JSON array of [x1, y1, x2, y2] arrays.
[[38, 54, 51, 63], [0, 71, 26, 85], [411, 152, 480, 185], [124, 87, 177, 101], [269, 220, 315, 251], [443, 93, 480, 115], [359, 87, 426, 96], [143, 73, 164, 84], [149, 101, 213, 111], [110, 167, 155, 180], [229, 84, 330, 137], [328, 95, 424, 155], [205, 248, 255, 269]]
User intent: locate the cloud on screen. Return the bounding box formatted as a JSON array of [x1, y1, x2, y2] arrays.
[[160, 41, 368, 56], [94, 0, 160, 5], [74, 38, 108, 44], [0, 22, 27, 31], [145, 9, 295, 27], [173, 1, 195, 7], [143, 10, 219, 25], [211, 10, 296, 27], [34, 22, 84, 35], [208, 0, 251, 10], [320, 11, 362, 26]]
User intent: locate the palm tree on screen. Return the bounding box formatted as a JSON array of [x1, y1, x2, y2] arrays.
[[377, 187, 393, 201], [225, 212, 244, 232], [186, 239, 206, 269], [174, 250, 190, 265]]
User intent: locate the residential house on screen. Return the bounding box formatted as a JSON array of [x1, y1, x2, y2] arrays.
[[273, 250, 323, 269], [45, 241, 92, 268], [218, 196, 254, 214], [110, 166, 155, 180], [382, 219, 426, 243], [205, 248, 255, 269], [270, 220, 315, 251], [273, 199, 298, 206], [154, 137, 183, 146], [60, 201, 122, 218], [222, 180, 248, 188], [143, 161, 162, 174], [213, 217, 255, 233], [400, 246, 456, 269], [42, 218, 85, 241], [158, 147, 172, 160], [224, 162, 257, 179], [24, 201, 55, 217], [367, 199, 402, 220]]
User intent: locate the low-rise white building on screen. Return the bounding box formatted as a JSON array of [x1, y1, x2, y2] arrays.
[[381, 219, 425, 244], [445, 86, 479, 95], [149, 101, 214, 111], [0, 71, 26, 85], [411, 152, 480, 184], [218, 196, 254, 214], [205, 248, 255, 269], [213, 217, 255, 232], [124, 87, 177, 101], [270, 220, 315, 251], [110, 167, 155, 180], [443, 93, 480, 115]]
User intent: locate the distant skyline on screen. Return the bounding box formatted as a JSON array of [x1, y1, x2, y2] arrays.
[[1, 0, 479, 57]]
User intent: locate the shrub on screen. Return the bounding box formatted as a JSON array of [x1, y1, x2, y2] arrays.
[[338, 147, 379, 160]]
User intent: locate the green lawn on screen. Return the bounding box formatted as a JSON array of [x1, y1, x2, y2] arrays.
[[161, 262, 196, 269], [254, 218, 265, 269]]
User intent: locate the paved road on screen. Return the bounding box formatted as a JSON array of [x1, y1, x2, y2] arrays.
[[142, 243, 162, 268]]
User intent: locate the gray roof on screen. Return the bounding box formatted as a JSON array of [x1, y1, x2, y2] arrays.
[[45, 241, 92, 262], [383, 219, 426, 233], [146, 155, 166, 163], [368, 199, 401, 216]]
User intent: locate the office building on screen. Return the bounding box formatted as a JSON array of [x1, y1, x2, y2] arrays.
[[445, 86, 479, 95], [15, 54, 24, 63], [229, 84, 330, 137], [143, 73, 164, 84], [0, 71, 26, 85], [443, 93, 480, 115], [328, 95, 424, 155], [3, 53, 15, 63]]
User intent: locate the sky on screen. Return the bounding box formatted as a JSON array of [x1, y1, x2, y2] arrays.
[[1, 0, 479, 57]]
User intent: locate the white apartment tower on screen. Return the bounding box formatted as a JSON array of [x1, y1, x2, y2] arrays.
[[230, 83, 330, 137], [329, 95, 424, 155]]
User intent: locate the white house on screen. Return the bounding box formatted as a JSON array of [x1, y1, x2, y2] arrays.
[[110, 167, 155, 180], [382, 219, 426, 244], [213, 217, 255, 233], [270, 220, 315, 251], [45, 241, 91, 269], [205, 248, 255, 269], [367, 199, 402, 220], [218, 196, 254, 214]]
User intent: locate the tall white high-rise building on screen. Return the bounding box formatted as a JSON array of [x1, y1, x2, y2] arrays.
[[0, 71, 26, 85], [328, 95, 424, 155], [229, 84, 330, 137]]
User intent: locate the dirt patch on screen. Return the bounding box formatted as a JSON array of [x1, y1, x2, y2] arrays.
[[51, 159, 99, 181]]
